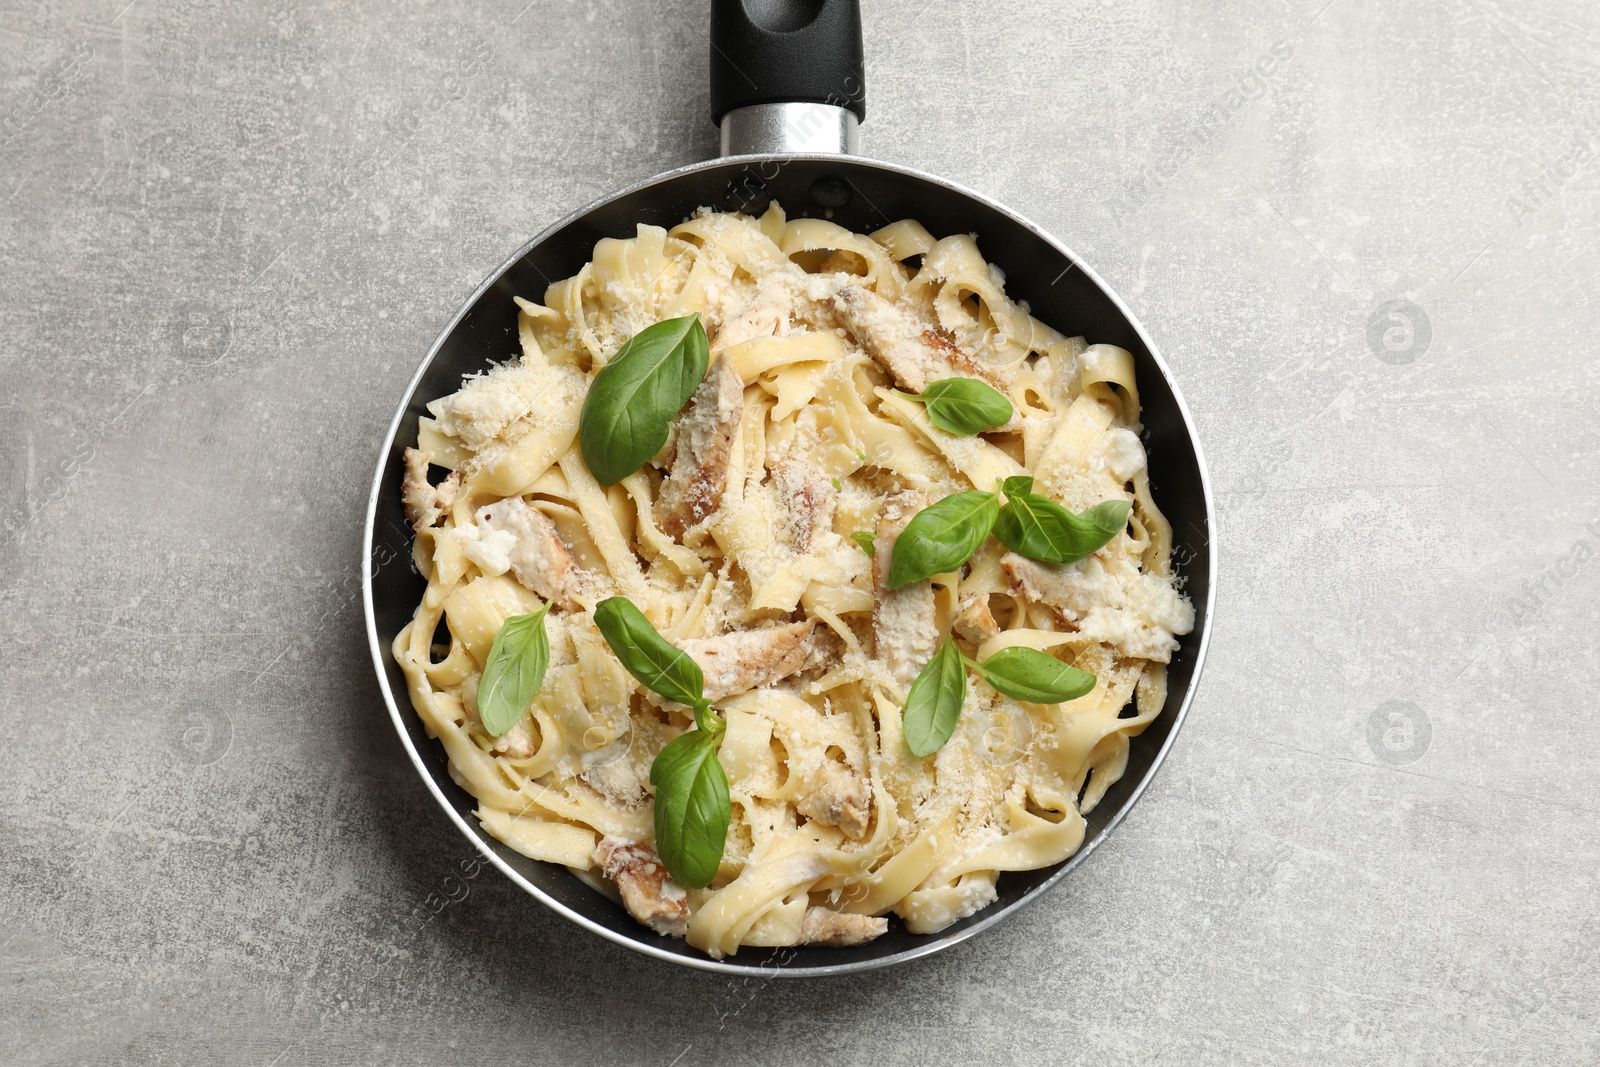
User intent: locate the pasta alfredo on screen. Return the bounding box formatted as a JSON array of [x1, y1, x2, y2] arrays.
[[394, 204, 1194, 957]]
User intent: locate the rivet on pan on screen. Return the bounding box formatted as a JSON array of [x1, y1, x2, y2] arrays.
[[809, 176, 852, 209], [722, 173, 771, 215]]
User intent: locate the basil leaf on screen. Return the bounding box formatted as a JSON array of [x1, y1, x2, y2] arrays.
[[900, 377, 1013, 435], [976, 646, 1096, 704], [648, 728, 731, 889], [886, 490, 999, 588], [995, 485, 1131, 564], [476, 606, 550, 737], [902, 640, 968, 756], [593, 596, 706, 708], [851, 530, 876, 557], [579, 314, 710, 486]]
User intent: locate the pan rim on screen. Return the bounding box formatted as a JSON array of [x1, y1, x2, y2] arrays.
[[362, 152, 1218, 977]]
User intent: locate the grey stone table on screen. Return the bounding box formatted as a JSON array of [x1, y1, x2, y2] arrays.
[[3, 1, 1596, 1064]]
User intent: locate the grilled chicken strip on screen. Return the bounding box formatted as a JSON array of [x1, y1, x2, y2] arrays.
[[476, 497, 584, 610], [872, 492, 940, 687], [657, 356, 744, 539], [579, 758, 647, 808], [486, 714, 538, 759], [832, 284, 1015, 400], [952, 591, 1001, 644], [595, 839, 690, 937], [1002, 553, 1194, 663], [798, 907, 888, 947], [771, 459, 837, 553], [401, 448, 460, 531], [796, 761, 873, 840], [678, 619, 842, 703]]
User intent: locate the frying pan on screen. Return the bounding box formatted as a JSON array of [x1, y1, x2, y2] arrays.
[[363, 0, 1215, 976]]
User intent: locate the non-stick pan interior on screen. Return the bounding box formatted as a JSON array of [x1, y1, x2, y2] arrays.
[[368, 156, 1213, 974]]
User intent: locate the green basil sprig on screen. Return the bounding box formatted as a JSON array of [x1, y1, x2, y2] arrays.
[[593, 595, 729, 888], [477, 606, 551, 737], [594, 596, 710, 715], [579, 314, 710, 486], [851, 530, 876, 557], [902, 640, 967, 756], [974, 646, 1096, 705], [993, 476, 1131, 564], [886, 490, 1000, 588], [648, 729, 730, 890], [902, 640, 1098, 757], [897, 377, 1013, 435], [886, 481, 1132, 587]]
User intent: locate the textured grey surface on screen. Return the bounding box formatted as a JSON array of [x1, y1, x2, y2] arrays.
[[2, 0, 1597, 1064]]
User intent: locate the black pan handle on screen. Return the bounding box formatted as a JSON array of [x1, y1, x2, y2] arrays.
[[710, 0, 866, 124]]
